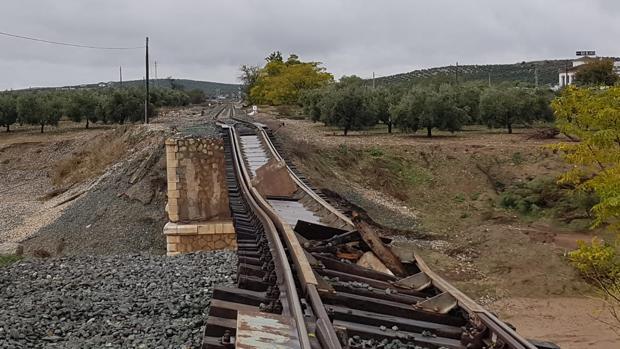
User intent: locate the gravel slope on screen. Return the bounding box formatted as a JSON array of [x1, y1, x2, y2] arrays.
[[0, 251, 236, 349]]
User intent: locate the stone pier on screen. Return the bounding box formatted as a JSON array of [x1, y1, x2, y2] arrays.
[[164, 136, 236, 256]]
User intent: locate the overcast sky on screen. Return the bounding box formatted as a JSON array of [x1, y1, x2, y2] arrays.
[[1, 0, 619, 89]]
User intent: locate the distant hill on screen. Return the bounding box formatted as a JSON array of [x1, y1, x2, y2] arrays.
[[23, 79, 241, 97], [108, 79, 240, 96], [374, 59, 577, 87]]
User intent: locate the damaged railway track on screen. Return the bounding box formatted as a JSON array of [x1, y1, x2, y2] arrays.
[[202, 104, 558, 349]]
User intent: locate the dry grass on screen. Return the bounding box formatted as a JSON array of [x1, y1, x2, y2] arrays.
[[50, 127, 130, 187]]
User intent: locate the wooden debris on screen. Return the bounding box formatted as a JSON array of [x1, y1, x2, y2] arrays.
[[352, 215, 407, 277]]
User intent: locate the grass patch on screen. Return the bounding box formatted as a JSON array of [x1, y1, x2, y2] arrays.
[[0, 255, 22, 267], [499, 177, 598, 223], [454, 193, 466, 203], [324, 145, 432, 201], [511, 152, 524, 165]]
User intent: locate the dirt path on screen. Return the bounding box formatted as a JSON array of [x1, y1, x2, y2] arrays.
[[492, 297, 620, 348]]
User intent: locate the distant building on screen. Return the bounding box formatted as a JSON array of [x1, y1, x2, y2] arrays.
[[558, 51, 620, 87]]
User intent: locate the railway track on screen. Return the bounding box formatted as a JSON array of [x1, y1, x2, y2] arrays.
[[202, 104, 558, 349]]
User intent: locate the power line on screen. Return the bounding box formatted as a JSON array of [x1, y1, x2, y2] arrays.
[[0, 30, 144, 50]]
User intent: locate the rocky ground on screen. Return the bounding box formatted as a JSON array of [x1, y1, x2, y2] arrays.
[[21, 126, 170, 256], [1, 105, 224, 256], [0, 105, 234, 348], [0, 251, 236, 349]]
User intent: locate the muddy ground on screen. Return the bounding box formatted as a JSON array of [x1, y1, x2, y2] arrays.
[[255, 107, 620, 349]]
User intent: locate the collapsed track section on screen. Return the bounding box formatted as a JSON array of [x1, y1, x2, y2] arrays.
[[203, 105, 559, 349], [202, 120, 310, 348]]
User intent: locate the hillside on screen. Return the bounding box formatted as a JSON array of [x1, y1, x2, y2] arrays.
[[108, 79, 240, 96], [375, 59, 574, 87], [26, 79, 240, 97]]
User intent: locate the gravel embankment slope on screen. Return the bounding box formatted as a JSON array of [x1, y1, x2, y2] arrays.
[[0, 251, 236, 349]]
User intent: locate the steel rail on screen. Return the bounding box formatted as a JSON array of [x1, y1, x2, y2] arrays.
[[224, 122, 312, 349]]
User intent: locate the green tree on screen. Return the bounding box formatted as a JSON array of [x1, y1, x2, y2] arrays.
[[17, 93, 63, 133], [390, 88, 430, 135], [17, 93, 45, 132], [551, 86, 620, 231], [42, 94, 64, 132], [239, 65, 260, 103], [298, 88, 324, 122], [390, 86, 467, 137], [320, 85, 375, 136], [249, 53, 333, 105], [266, 51, 283, 63], [428, 84, 468, 134], [456, 85, 482, 123], [369, 87, 392, 133], [480, 88, 548, 134], [0, 94, 18, 132], [66, 90, 98, 128], [186, 89, 205, 104], [576, 59, 619, 87]]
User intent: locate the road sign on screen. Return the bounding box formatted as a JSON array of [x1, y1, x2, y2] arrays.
[[576, 50, 596, 56]]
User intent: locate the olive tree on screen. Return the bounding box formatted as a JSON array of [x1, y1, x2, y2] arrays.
[[390, 85, 467, 137], [480, 88, 552, 134], [0, 94, 18, 132], [319, 85, 376, 136], [66, 90, 98, 128]]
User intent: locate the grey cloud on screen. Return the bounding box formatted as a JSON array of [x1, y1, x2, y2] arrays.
[[0, 0, 618, 89]]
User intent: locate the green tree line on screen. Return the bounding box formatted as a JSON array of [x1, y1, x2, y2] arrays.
[[0, 87, 200, 133], [299, 77, 554, 136]]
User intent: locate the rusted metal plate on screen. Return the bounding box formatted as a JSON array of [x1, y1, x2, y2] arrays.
[[415, 292, 458, 314], [393, 272, 432, 291], [236, 310, 300, 349]]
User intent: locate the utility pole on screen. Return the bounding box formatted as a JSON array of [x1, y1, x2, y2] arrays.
[[372, 72, 376, 89], [145, 36, 150, 124], [119, 66, 123, 88], [534, 66, 539, 88], [455, 62, 459, 85], [488, 72, 491, 87]]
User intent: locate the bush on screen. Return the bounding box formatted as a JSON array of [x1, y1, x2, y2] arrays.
[[499, 177, 598, 218], [569, 239, 620, 282]]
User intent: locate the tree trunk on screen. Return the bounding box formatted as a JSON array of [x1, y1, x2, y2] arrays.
[[86, 118, 89, 129], [388, 122, 392, 134], [507, 123, 513, 134], [344, 127, 349, 136], [427, 126, 432, 137], [40, 124, 44, 133], [6, 125, 9, 132]]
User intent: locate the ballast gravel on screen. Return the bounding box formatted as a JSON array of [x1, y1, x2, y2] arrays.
[[0, 251, 237, 349]]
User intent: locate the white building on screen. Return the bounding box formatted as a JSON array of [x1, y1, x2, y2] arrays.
[[558, 54, 620, 87]]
